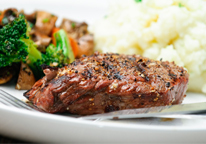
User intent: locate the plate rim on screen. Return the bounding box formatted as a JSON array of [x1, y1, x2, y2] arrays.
[[1, 104, 206, 131]]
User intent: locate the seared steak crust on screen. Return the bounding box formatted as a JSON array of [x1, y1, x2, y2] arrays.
[[24, 52, 189, 115]]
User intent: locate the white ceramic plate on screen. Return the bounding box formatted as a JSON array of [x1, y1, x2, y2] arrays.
[[1, 0, 206, 143], [1, 81, 206, 143]]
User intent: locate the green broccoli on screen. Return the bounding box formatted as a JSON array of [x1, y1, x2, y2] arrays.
[[0, 14, 33, 67], [0, 14, 75, 79], [43, 29, 75, 68], [29, 29, 75, 79]]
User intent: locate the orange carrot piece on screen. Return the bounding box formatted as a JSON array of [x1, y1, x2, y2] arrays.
[[51, 27, 60, 46], [0, 11, 4, 23], [69, 37, 79, 58]]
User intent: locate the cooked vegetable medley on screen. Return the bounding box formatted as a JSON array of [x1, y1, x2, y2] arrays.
[[0, 8, 94, 89]]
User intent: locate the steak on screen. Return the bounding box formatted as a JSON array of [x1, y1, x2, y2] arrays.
[[24, 52, 189, 115]]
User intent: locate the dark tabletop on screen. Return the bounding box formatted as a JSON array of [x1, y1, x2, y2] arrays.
[[0, 135, 28, 143]]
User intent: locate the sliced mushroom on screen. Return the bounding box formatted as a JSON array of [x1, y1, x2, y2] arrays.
[[15, 62, 36, 90], [23, 11, 36, 24], [0, 66, 15, 84], [60, 18, 88, 40], [77, 34, 94, 58], [0, 8, 18, 26], [30, 30, 52, 52], [35, 11, 58, 36]]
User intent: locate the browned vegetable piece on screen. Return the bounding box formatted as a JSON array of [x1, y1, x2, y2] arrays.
[[60, 18, 88, 40], [30, 30, 52, 52], [0, 8, 18, 26], [0, 66, 15, 84], [77, 34, 94, 58], [35, 11, 58, 36], [15, 62, 36, 90], [23, 11, 36, 24]]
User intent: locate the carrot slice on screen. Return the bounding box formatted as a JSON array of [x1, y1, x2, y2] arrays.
[[69, 37, 79, 58], [51, 27, 60, 46], [0, 11, 4, 23]]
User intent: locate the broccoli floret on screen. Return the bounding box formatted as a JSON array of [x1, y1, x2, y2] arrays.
[[0, 14, 31, 67], [0, 14, 42, 67], [32, 30, 75, 78], [0, 15, 75, 79], [0, 14, 43, 78], [53, 29, 75, 65]]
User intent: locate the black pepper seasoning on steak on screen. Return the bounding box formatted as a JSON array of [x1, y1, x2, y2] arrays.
[[24, 52, 189, 115]]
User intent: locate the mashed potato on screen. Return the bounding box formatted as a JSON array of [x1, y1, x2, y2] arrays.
[[91, 0, 206, 93]]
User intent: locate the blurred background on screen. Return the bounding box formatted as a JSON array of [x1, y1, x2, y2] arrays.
[[0, 0, 108, 25]]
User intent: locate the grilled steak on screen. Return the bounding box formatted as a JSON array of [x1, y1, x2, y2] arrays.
[[24, 52, 189, 115]]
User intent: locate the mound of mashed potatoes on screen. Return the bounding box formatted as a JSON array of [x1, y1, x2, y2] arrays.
[[91, 0, 206, 93]]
